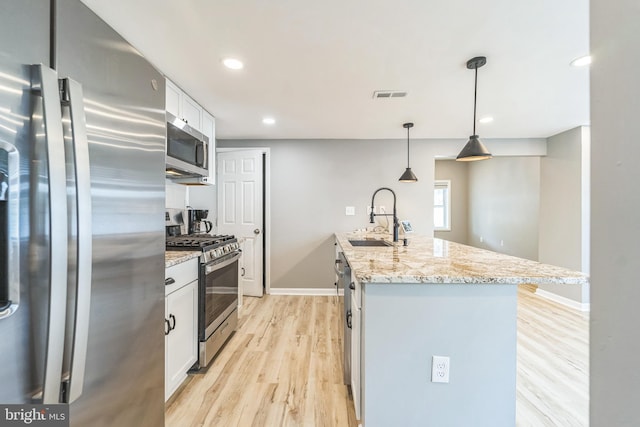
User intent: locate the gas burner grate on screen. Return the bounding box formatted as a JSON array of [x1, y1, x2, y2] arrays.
[[166, 234, 236, 252]]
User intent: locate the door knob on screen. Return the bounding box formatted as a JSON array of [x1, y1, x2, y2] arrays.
[[254, 229, 260, 235]]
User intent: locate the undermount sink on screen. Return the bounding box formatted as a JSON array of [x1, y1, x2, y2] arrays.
[[348, 239, 392, 247]]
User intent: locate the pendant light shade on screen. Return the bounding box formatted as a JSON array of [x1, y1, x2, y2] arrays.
[[456, 56, 492, 162], [399, 122, 418, 182], [456, 135, 492, 162]]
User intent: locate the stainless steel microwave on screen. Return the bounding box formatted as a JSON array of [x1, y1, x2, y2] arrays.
[[166, 112, 209, 178]]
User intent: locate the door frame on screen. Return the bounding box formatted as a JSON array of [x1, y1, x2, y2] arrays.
[[216, 147, 271, 295]]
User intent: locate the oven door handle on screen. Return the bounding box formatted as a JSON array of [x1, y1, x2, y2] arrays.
[[205, 251, 241, 274]]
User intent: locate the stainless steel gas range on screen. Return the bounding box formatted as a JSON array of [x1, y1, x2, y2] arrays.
[[166, 233, 241, 369]]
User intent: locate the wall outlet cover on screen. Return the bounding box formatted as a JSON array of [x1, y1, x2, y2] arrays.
[[431, 355, 450, 383]]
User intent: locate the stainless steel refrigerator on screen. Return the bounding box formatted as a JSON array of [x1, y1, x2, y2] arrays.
[[0, 1, 166, 425]]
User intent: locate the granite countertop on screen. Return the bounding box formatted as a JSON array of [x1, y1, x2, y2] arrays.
[[165, 250, 201, 268], [335, 232, 588, 285]]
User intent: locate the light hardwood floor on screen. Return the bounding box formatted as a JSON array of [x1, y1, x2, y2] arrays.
[[516, 285, 589, 426], [166, 286, 588, 427]]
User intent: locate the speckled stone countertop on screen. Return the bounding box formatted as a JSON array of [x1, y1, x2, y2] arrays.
[[165, 251, 200, 268], [335, 232, 588, 285]]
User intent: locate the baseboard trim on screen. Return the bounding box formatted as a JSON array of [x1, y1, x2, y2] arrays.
[[268, 287, 344, 296], [535, 288, 590, 312]]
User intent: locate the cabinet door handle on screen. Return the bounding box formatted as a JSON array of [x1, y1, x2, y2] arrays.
[[346, 310, 352, 329], [169, 314, 176, 331], [164, 319, 171, 336], [241, 267, 245, 277]]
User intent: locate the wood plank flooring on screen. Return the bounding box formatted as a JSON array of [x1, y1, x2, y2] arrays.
[[166, 286, 589, 427], [165, 295, 357, 427], [516, 285, 589, 426]]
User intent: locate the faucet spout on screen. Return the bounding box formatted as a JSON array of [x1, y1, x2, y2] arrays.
[[370, 187, 399, 242]]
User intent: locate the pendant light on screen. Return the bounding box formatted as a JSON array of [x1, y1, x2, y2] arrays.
[[399, 122, 418, 182], [456, 56, 492, 162]]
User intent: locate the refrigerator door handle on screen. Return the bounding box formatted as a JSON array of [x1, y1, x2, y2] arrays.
[[32, 64, 68, 404], [60, 78, 92, 404], [0, 142, 20, 320]]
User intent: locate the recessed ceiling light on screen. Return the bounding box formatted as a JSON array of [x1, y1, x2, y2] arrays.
[[570, 55, 592, 67], [479, 117, 494, 124], [262, 117, 275, 125], [222, 58, 244, 70]]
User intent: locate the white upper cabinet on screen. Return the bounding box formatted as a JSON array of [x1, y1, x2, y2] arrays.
[[181, 95, 202, 130], [165, 79, 202, 130], [165, 80, 181, 119]]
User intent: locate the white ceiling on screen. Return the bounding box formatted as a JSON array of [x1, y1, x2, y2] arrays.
[[81, 0, 589, 140]]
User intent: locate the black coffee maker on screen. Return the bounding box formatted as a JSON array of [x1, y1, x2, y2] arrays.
[[187, 209, 213, 234]]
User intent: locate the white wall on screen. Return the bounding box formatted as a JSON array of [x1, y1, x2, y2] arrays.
[[189, 185, 217, 230], [467, 157, 541, 260], [434, 160, 468, 244], [165, 179, 188, 208], [538, 126, 590, 304], [165, 179, 217, 229], [590, 0, 640, 424]]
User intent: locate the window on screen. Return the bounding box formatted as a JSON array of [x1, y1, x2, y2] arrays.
[[434, 180, 451, 231]]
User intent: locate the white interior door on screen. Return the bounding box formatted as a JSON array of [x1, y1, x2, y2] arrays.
[[217, 150, 264, 297]]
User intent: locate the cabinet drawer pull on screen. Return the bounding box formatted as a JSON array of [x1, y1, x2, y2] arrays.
[[164, 319, 171, 335], [165, 277, 175, 286]]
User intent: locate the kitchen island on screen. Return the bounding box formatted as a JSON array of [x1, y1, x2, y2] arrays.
[[335, 232, 587, 427]]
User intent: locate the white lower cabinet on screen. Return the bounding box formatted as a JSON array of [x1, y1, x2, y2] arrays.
[[165, 259, 199, 401]]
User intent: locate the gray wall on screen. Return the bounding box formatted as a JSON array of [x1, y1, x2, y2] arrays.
[[590, 0, 640, 424], [434, 160, 468, 244], [467, 157, 541, 260], [538, 126, 589, 303], [219, 138, 545, 290], [362, 283, 517, 427], [220, 138, 436, 290]]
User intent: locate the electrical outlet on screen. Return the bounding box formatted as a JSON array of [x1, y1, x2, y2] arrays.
[[479, 236, 484, 243], [431, 356, 450, 383], [500, 239, 504, 246], [345, 206, 355, 216]]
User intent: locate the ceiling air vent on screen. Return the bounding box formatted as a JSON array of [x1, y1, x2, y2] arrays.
[[373, 90, 407, 99]]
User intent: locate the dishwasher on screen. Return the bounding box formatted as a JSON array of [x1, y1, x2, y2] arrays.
[[335, 251, 352, 385]]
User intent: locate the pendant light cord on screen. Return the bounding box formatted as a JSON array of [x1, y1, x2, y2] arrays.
[[406, 126, 410, 167], [473, 65, 478, 136]]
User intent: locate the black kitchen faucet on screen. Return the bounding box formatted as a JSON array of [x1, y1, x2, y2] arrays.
[[369, 187, 399, 242]]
